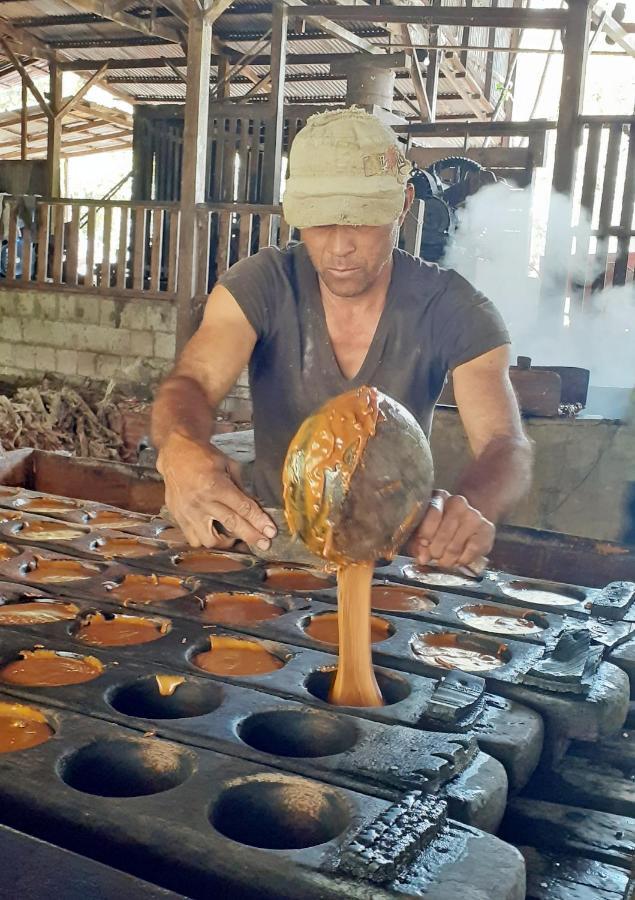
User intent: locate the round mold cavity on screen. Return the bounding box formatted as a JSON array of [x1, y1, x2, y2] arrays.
[[171, 550, 256, 574], [0, 700, 54, 753], [191, 635, 287, 677], [23, 556, 103, 584], [264, 566, 335, 593], [61, 737, 195, 797], [0, 542, 20, 562], [411, 631, 511, 673], [202, 591, 285, 625], [70, 611, 172, 647], [402, 564, 480, 588], [0, 648, 104, 686], [371, 583, 438, 613], [210, 775, 351, 849], [238, 708, 358, 758], [302, 611, 394, 646], [109, 675, 223, 720], [456, 603, 548, 636], [305, 667, 410, 707], [500, 580, 585, 607], [103, 573, 192, 605], [0, 598, 80, 626]]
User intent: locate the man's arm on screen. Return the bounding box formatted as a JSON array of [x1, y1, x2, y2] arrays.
[[151, 284, 276, 550], [409, 345, 533, 569]]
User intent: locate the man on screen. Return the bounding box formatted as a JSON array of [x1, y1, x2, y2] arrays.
[[152, 107, 532, 570]]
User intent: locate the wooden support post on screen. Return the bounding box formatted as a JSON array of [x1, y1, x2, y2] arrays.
[[216, 56, 229, 100], [176, 12, 213, 353], [260, 1, 287, 205], [426, 48, 441, 122], [540, 0, 592, 308], [47, 62, 63, 198], [20, 82, 28, 160]]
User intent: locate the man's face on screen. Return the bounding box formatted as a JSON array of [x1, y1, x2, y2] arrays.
[[300, 221, 398, 298]]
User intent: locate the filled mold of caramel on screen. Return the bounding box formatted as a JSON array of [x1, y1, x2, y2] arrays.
[[87, 536, 165, 559], [0, 598, 80, 625], [402, 564, 480, 588], [192, 635, 286, 677], [264, 566, 335, 592], [0, 701, 54, 753], [371, 584, 438, 613], [0, 486, 19, 499], [171, 549, 255, 574], [78, 508, 148, 530], [149, 524, 188, 546], [104, 573, 191, 605], [0, 510, 23, 524], [20, 556, 103, 584], [0, 542, 20, 562], [0, 648, 104, 686], [500, 581, 583, 607], [303, 611, 394, 646], [456, 604, 547, 636], [72, 611, 171, 647], [202, 592, 285, 625], [13, 496, 80, 514], [8, 520, 88, 542], [410, 632, 509, 673]]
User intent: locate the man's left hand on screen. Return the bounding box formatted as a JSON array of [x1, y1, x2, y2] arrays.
[[406, 489, 495, 570]]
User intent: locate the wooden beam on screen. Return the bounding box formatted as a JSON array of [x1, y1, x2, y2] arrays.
[[289, 4, 568, 29], [57, 63, 109, 120], [285, 0, 382, 54], [0, 38, 53, 121], [592, 5, 635, 58], [47, 61, 63, 197], [0, 17, 57, 62], [393, 119, 555, 137], [176, 13, 212, 352], [20, 81, 27, 159], [67, 0, 184, 44], [203, 0, 236, 24], [261, 0, 286, 204], [401, 27, 431, 122]]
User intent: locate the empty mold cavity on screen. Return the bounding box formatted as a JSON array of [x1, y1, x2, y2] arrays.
[[191, 636, 287, 677], [238, 708, 358, 758], [302, 611, 394, 646], [0, 700, 54, 753], [171, 550, 256, 574], [210, 775, 351, 849], [109, 675, 223, 719], [306, 667, 410, 707], [0, 598, 79, 625], [61, 737, 195, 797], [500, 581, 585, 607], [264, 566, 335, 592], [371, 583, 438, 613], [456, 603, 548, 636], [411, 632, 511, 673], [202, 592, 285, 625], [402, 564, 481, 588]]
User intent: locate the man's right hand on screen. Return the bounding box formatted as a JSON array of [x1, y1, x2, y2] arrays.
[[156, 432, 277, 550]]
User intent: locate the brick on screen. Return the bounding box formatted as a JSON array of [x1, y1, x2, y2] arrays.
[[14, 344, 36, 371], [57, 294, 78, 321], [2, 317, 22, 342], [147, 302, 176, 333], [76, 351, 97, 378], [0, 342, 14, 367], [154, 331, 176, 360], [120, 302, 147, 331], [56, 349, 78, 376], [95, 354, 122, 380], [99, 298, 120, 327], [36, 346, 56, 373], [32, 294, 59, 321], [74, 296, 100, 325], [129, 330, 154, 357]]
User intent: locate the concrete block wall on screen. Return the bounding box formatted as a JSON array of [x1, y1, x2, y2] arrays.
[[0, 289, 177, 383]]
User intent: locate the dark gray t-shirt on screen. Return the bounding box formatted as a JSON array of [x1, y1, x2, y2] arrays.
[[219, 243, 509, 506]]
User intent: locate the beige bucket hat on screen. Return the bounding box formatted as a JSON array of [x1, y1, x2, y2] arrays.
[[282, 106, 411, 228]]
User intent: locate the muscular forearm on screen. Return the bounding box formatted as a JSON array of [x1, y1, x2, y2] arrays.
[[151, 375, 217, 450], [454, 434, 533, 523]]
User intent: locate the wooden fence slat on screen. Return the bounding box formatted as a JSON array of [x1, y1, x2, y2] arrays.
[[237, 116, 251, 202], [613, 124, 635, 287], [132, 206, 146, 290], [572, 123, 602, 305], [593, 123, 622, 291], [258, 213, 273, 250], [248, 118, 262, 203], [238, 212, 253, 260], [21, 225, 33, 283], [216, 209, 232, 278], [85, 207, 96, 288], [101, 206, 112, 288], [51, 203, 65, 284], [116, 207, 129, 289], [279, 217, 291, 248], [167, 209, 180, 294], [149, 209, 164, 292], [35, 203, 49, 283], [195, 209, 211, 297], [66, 204, 80, 286], [6, 202, 17, 280]]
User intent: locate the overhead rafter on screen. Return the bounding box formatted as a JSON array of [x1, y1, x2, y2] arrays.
[[0, 16, 58, 62], [0, 37, 54, 120], [65, 0, 185, 44], [284, 0, 383, 54], [57, 62, 109, 118], [592, 4, 635, 58], [291, 4, 568, 30]]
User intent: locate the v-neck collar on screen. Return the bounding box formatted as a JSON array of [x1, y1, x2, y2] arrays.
[[300, 247, 399, 389]]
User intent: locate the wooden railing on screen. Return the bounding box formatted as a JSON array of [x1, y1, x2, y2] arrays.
[[0, 197, 181, 298]]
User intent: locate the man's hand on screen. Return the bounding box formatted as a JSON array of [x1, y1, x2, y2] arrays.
[[406, 489, 495, 570], [157, 432, 277, 550]]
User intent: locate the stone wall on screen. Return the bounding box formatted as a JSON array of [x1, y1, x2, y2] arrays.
[[0, 288, 177, 383]]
